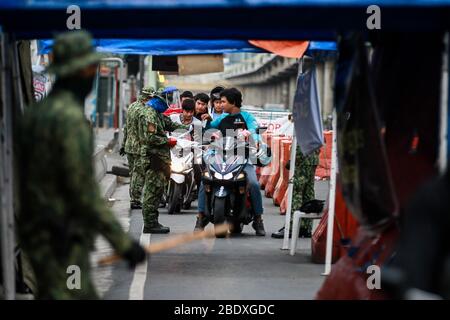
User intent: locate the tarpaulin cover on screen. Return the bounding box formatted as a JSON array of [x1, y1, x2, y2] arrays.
[[292, 63, 324, 156], [37, 39, 336, 56], [2, 1, 450, 39], [249, 40, 309, 58], [2, 0, 450, 9]]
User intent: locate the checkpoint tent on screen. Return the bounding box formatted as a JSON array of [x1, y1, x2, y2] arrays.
[[1, 0, 450, 301], [1, 1, 450, 39]]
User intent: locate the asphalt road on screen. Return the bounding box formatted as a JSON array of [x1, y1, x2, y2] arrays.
[[100, 181, 329, 300]]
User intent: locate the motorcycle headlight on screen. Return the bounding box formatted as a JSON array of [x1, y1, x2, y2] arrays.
[[171, 163, 184, 173], [214, 172, 222, 180], [237, 173, 245, 180], [223, 173, 233, 180]]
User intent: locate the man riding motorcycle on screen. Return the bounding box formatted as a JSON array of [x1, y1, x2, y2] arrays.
[[194, 87, 266, 236], [169, 98, 203, 194]]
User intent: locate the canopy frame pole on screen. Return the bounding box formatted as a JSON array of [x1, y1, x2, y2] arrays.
[[439, 32, 449, 174], [322, 109, 337, 276], [282, 132, 297, 250], [0, 31, 17, 300]]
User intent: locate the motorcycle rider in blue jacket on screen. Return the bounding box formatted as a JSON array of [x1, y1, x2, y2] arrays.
[[194, 88, 266, 236]]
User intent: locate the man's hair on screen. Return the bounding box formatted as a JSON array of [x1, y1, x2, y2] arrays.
[[220, 87, 242, 108], [210, 86, 225, 101], [194, 93, 210, 104], [181, 91, 194, 99], [182, 98, 195, 111]]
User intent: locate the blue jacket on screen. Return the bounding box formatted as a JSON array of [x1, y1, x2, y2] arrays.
[[206, 111, 261, 142]]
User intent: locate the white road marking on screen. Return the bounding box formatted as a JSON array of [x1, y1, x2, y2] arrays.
[[129, 231, 150, 300]]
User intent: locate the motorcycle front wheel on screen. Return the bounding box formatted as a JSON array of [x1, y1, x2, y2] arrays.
[[213, 197, 228, 238], [168, 182, 183, 215]]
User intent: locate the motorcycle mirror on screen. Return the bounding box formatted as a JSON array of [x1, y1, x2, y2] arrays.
[[257, 126, 268, 134]]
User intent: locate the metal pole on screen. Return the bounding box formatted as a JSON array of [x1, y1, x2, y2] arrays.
[[100, 58, 125, 145], [322, 109, 337, 276], [282, 132, 297, 250], [0, 32, 16, 300], [439, 32, 449, 174]]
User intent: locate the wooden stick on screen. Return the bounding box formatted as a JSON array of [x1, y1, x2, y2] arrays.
[[98, 223, 230, 266]]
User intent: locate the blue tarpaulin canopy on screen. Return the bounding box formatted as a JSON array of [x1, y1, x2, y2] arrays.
[[2, 1, 450, 39], [2, 0, 450, 9], [37, 39, 336, 56]]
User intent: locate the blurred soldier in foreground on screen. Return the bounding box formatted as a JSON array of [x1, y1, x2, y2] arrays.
[[17, 30, 146, 299], [121, 86, 155, 209], [138, 95, 189, 233]]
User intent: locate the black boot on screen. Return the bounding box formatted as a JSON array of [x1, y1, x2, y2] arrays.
[[252, 217, 266, 236], [271, 227, 290, 239], [143, 223, 170, 234], [130, 202, 142, 210], [194, 215, 208, 232]]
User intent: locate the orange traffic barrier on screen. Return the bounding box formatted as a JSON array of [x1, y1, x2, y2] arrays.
[[259, 133, 284, 190], [279, 188, 288, 215], [311, 180, 359, 264], [316, 131, 333, 180], [273, 139, 291, 206], [264, 136, 284, 198]]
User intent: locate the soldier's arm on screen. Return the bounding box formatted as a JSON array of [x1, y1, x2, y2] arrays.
[[140, 112, 169, 147], [122, 121, 128, 147], [59, 110, 132, 254]]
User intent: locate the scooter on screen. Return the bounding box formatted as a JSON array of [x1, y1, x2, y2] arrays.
[[167, 137, 202, 215], [201, 135, 270, 237]]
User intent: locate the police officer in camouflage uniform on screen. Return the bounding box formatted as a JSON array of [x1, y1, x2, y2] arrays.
[[120, 86, 155, 209], [17, 30, 146, 299], [138, 96, 189, 233], [272, 145, 319, 238]]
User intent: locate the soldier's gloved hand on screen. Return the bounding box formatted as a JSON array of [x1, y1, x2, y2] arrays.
[[168, 137, 177, 148], [122, 240, 147, 268], [285, 160, 291, 171], [119, 147, 126, 156]]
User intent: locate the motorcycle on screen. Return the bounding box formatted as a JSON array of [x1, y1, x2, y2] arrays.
[[201, 134, 270, 237], [167, 137, 202, 215]]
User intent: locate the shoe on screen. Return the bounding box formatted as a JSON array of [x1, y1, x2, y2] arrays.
[[194, 215, 207, 232], [130, 202, 142, 210], [143, 223, 170, 234], [271, 226, 310, 239], [271, 227, 290, 239], [158, 202, 166, 208], [252, 219, 266, 236]]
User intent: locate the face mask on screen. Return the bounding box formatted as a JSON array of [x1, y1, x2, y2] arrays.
[[147, 96, 168, 113]]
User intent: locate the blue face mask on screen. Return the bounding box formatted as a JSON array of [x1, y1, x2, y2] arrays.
[[147, 96, 168, 113]]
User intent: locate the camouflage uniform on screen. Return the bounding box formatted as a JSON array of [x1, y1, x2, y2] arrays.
[[292, 146, 320, 234], [16, 31, 142, 299], [122, 87, 155, 206], [138, 105, 187, 229]]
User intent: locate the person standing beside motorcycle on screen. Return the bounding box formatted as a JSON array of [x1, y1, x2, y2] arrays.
[[138, 95, 190, 234], [194, 88, 266, 236], [120, 86, 155, 209]]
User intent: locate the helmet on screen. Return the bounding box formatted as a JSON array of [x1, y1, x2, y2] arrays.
[[147, 95, 168, 113], [46, 30, 101, 78]]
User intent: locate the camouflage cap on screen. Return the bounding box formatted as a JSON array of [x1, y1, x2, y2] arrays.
[[46, 30, 102, 78], [141, 86, 156, 98]]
